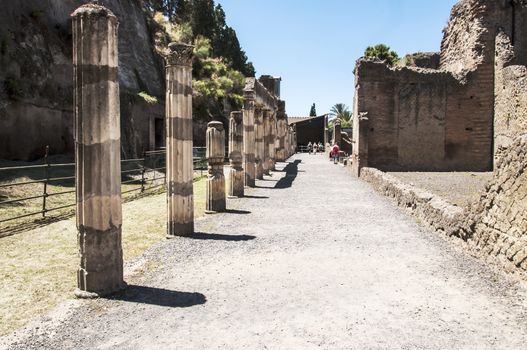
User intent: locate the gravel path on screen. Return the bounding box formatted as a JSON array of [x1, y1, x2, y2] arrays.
[[3, 154, 527, 349]]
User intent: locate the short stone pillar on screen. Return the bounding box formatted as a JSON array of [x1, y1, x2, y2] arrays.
[[206, 121, 226, 213], [255, 107, 264, 180], [72, 4, 124, 297], [228, 111, 244, 197], [263, 110, 270, 175], [334, 118, 342, 147], [243, 98, 256, 187], [165, 42, 194, 236], [268, 112, 277, 171]]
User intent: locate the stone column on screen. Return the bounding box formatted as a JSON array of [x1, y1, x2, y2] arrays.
[[205, 121, 226, 213], [276, 101, 286, 162], [255, 107, 264, 180], [262, 109, 270, 175], [268, 112, 277, 171], [228, 111, 244, 197], [243, 97, 256, 187], [165, 42, 194, 236], [72, 4, 124, 297], [334, 118, 342, 147]]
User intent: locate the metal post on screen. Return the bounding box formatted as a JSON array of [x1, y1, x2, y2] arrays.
[[141, 151, 146, 193]]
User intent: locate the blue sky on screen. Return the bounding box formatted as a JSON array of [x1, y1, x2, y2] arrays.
[[216, 0, 458, 117]]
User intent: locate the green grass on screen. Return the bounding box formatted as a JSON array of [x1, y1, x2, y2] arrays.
[[0, 178, 206, 337]]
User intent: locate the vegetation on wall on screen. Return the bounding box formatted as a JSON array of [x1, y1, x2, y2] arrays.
[[364, 44, 400, 66], [145, 0, 254, 120]]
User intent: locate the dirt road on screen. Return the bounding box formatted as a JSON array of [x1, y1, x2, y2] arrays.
[[4, 154, 527, 349]]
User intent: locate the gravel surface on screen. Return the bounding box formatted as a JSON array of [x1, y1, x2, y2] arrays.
[[388, 172, 493, 208], [2, 154, 527, 349]]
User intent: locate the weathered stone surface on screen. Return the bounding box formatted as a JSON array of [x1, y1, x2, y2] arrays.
[[165, 42, 194, 237], [72, 3, 124, 297], [362, 135, 527, 277], [228, 111, 244, 197], [206, 121, 226, 213], [255, 107, 264, 180], [243, 98, 256, 187]]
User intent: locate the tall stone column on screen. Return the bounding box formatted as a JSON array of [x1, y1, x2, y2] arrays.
[[276, 101, 286, 162], [262, 109, 270, 175], [165, 42, 194, 236], [228, 111, 244, 197], [255, 107, 264, 180], [268, 112, 277, 171], [243, 98, 256, 187], [334, 118, 342, 147], [72, 4, 124, 297], [205, 121, 226, 213]]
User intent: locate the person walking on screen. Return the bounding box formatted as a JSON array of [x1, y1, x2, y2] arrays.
[[307, 142, 313, 154], [313, 142, 318, 155], [332, 143, 340, 164]]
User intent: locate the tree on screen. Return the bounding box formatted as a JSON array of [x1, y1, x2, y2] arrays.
[[364, 44, 399, 66], [330, 103, 352, 122], [309, 103, 317, 117]]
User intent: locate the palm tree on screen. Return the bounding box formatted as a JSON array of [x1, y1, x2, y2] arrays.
[[330, 103, 352, 122]]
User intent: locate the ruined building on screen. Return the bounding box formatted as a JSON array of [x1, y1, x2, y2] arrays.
[[352, 0, 527, 175]]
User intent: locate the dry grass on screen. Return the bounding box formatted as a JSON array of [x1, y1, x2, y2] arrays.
[[0, 178, 206, 337]]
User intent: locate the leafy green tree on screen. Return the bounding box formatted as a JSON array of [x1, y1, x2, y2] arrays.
[[309, 103, 317, 117], [364, 44, 399, 66], [330, 103, 352, 122]]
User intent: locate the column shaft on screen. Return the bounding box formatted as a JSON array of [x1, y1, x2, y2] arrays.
[[206, 121, 226, 212], [243, 100, 256, 187], [72, 4, 124, 297], [228, 111, 244, 197], [165, 43, 194, 236]]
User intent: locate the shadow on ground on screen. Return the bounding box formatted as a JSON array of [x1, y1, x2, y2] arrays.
[[270, 160, 301, 189], [185, 232, 256, 241], [224, 209, 251, 215], [108, 285, 206, 308]]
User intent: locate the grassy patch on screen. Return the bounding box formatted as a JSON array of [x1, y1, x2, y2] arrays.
[[0, 178, 206, 337]]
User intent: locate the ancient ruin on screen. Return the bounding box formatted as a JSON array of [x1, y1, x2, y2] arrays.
[[165, 42, 195, 237], [228, 111, 244, 198], [354, 0, 527, 278], [72, 4, 124, 297], [205, 121, 226, 213]]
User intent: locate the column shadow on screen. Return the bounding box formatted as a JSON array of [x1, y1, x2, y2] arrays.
[[224, 209, 251, 215], [185, 232, 256, 241], [108, 285, 206, 308], [274, 160, 301, 189]]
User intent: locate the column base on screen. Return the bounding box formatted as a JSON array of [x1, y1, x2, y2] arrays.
[[74, 281, 127, 299], [167, 221, 195, 237]]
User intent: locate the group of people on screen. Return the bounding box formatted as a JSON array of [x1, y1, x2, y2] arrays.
[[307, 142, 324, 155], [305, 142, 340, 164]]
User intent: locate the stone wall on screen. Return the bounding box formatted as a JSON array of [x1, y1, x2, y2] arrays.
[[465, 136, 527, 275], [494, 30, 527, 155], [361, 135, 527, 277], [354, 60, 493, 172], [351, 0, 527, 175]]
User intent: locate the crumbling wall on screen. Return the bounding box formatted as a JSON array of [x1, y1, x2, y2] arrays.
[[354, 59, 493, 171], [494, 29, 527, 155], [465, 136, 527, 274], [351, 0, 515, 174]]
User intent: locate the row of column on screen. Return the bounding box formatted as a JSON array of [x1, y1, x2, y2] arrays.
[[72, 3, 295, 297]]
